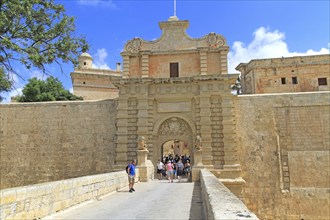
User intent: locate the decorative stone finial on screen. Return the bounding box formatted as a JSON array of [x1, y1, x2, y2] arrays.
[[195, 135, 202, 151], [137, 136, 147, 150]]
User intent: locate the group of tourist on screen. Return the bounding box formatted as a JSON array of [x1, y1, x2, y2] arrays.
[[157, 154, 191, 183], [126, 154, 191, 193]]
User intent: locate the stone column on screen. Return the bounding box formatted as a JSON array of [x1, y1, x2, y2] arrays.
[[137, 149, 148, 166], [137, 137, 154, 182]]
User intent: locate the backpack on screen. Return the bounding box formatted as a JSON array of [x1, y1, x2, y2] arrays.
[[126, 164, 129, 174]]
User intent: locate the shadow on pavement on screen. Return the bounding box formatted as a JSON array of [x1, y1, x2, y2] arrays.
[[189, 182, 205, 220]]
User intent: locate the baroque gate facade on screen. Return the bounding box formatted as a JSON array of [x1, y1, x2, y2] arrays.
[[109, 17, 241, 182]]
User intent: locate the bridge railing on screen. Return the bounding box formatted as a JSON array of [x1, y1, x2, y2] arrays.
[[200, 169, 259, 220], [0, 169, 139, 220]]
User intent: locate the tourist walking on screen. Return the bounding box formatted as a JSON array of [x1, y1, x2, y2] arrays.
[[176, 159, 184, 183], [127, 159, 136, 193], [185, 160, 191, 180], [165, 161, 174, 183], [173, 161, 177, 179], [156, 159, 164, 180]]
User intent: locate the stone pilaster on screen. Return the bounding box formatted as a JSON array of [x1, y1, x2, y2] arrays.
[[122, 54, 130, 78], [141, 53, 150, 78], [199, 49, 208, 75], [137, 97, 149, 138], [220, 49, 228, 74], [114, 99, 129, 170], [199, 94, 214, 169], [221, 94, 238, 167]]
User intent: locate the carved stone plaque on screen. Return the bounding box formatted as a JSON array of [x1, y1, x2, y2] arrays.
[[158, 117, 191, 135], [158, 101, 191, 112]]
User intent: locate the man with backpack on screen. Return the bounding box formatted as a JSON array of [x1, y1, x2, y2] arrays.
[[127, 159, 136, 193]]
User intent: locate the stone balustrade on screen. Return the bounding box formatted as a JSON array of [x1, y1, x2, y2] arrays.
[[200, 169, 259, 220], [0, 169, 139, 220]]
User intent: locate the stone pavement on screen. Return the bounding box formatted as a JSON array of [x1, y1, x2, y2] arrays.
[[43, 178, 204, 220]]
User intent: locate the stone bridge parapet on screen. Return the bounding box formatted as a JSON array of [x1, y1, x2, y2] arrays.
[[200, 169, 259, 220], [0, 169, 141, 220]]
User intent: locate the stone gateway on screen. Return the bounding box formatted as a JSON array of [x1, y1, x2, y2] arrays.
[[0, 16, 329, 220]]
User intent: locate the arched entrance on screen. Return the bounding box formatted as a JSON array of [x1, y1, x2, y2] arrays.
[[152, 116, 196, 172], [161, 139, 190, 160]]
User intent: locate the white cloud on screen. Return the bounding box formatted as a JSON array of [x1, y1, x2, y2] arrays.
[[1, 88, 23, 103], [92, 48, 111, 70], [30, 70, 47, 80], [228, 27, 330, 73], [77, 0, 116, 8]]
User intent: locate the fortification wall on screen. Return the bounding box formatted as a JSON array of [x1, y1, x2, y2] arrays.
[[236, 92, 330, 219], [0, 100, 117, 190]]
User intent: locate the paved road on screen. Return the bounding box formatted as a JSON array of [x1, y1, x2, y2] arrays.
[[44, 178, 204, 220]]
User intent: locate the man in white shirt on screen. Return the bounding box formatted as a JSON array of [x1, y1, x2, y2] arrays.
[[156, 159, 164, 180]]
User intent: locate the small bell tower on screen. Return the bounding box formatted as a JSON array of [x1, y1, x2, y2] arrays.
[[78, 52, 93, 69]]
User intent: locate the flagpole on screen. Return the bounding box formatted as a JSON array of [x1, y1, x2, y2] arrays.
[[174, 0, 176, 17]]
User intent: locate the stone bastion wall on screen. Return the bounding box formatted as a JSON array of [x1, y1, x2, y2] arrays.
[[235, 91, 330, 219], [0, 100, 117, 190]]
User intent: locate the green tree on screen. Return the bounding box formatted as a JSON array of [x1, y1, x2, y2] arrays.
[[16, 76, 83, 102], [0, 67, 12, 101], [0, 0, 89, 88]]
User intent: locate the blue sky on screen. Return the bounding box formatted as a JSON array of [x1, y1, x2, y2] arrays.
[[2, 0, 329, 102]]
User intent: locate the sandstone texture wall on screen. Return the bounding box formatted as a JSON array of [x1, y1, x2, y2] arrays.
[[236, 92, 330, 219], [237, 54, 330, 94], [0, 100, 117, 190]]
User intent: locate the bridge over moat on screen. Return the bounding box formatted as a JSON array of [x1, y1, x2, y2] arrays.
[[1, 168, 258, 220], [44, 179, 204, 220]]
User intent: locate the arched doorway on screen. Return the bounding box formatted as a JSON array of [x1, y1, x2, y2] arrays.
[[152, 116, 196, 174], [161, 139, 191, 161]]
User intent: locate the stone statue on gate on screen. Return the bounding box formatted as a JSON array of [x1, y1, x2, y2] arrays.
[[194, 135, 202, 151], [137, 136, 147, 150]]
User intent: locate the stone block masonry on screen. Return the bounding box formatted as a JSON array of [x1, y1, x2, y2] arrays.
[[0, 100, 117, 190], [236, 91, 330, 219]]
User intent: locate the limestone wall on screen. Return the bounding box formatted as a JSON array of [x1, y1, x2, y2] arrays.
[[0, 170, 138, 220], [200, 169, 259, 220], [238, 54, 330, 94], [0, 100, 117, 190], [235, 92, 330, 219]]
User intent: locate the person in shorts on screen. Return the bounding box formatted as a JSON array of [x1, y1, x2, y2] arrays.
[[127, 159, 136, 193], [165, 161, 174, 183], [156, 159, 164, 180], [176, 159, 184, 183]]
